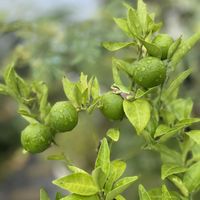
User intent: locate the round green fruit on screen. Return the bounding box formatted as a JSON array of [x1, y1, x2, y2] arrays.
[[21, 123, 52, 153], [101, 93, 124, 120], [152, 34, 174, 59], [133, 56, 166, 88], [48, 101, 78, 133]]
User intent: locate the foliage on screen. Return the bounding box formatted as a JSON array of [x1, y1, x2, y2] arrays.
[[1, 0, 200, 199]]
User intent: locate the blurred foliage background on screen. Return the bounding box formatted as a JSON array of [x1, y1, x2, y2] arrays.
[[0, 0, 200, 199]]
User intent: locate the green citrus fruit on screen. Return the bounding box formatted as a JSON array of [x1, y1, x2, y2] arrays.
[[133, 56, 166, 88], [48, 101, 78, 133], [21, 123, 52, 153], [152, 34, 174, 59], [101, 92, 124, 120]]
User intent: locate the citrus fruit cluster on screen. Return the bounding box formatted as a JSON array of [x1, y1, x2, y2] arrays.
[[21, 101, 78, 153]]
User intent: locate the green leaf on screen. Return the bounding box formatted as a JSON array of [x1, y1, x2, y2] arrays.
[[106, 176, 138, 200], [171, 31, 200, 68], [186, 130, 200, 145], [161, 185, 172, 200], [91, 77, 100, 100], [123, 99, 151, 134], [102, 42, 137, 51], [115, 195, 126, 200], [167, 36, 182, 59], [40, 188, 50, 200], [112, 57, 135, 76], [113, 18, 132, 37], [105, 160, 127, 193], [127, 8, 142, 37], [56, 192, 64, 200], [137, 0, 147, 35], [106, 128, 120, 142], [161, 164, 187, 180], [139, 39, 162, 58], [138, 184, 151, 200], [61, 194, 99, 200], [68, 166, 88, 174], [183, 161, 200, 192], [92, 167, 107, 190], [95, 138, 110, 177], [0, 83, 8, 95], [154, 124, 171, 138], [47, 153, 65, 161], [135, 87, 157, 99], [52, 173, 99, 196], [162, 68, 192, 101], [168, 175, 189, 197]]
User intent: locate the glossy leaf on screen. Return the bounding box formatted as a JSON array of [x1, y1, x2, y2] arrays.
[[95, 138, 110, 177], [53, 173, 99, 196], [161, 164, 187, 180], [106, 128, 120, 142], [123, 99, 151, 134]]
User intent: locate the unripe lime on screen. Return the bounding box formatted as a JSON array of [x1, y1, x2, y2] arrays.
[[101, 93, 124, 120], [152, 34, 174, 59], [133, 57, 166, 88], [21, 123, 52, 153], [48, 101, 78, 133]]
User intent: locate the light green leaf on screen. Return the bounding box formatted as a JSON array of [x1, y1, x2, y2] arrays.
[[61, 194, 99, 200], [127, 8, 142, 37], [53, 173, 99, 196], [91, 77, 100, 100], [112, 57, 135, 76], [40, 188, 50, 200], [139, 39, 162, 58], [113, 18, 132, 37], [105, 160, 127, 193], [168, 175, 189, 197], [135, 87, 157, 99], [161, 185, 172, 200], [106, 176, 138, 200], [138, 184, 151, 200], [102, 42, 137, 51], [154, 124, 171, 138], [171, 31, 200, 68], [186, 130, 200, 144], [162, 68, 192, 101], [123, 99, 151, 134], [161, 164, 187, 180], [55, 192, 63, 200], [92, 167, 107, 190], [176, 118, 200, 127], [167, 36, 182, 59], [106, 128, 120, 142], [47, 153, 65, 161], [95, 138, 110, 177], [115, 195, 126, 200], [68, 166, 88, 174], [183, 161, 200, 192], [137, 0, 147, 35]]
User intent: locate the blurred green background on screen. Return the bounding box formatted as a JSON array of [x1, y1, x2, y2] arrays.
[[0, 0, 200, 199]]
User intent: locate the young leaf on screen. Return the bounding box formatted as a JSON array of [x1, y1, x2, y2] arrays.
[[52, 173, 99, 196], [68, 166, 88, 174], [138, 184, 151, 200], [167, 36, 182, 59], [91, 77, 100, 100], [106, 176, 138, 200], [56, 192, 64, 200], [123, 99, 151, 134], [154, 124, 171, 138], [40, 188, 50, 200], [92, 167, 107, 190], [61, 194, 99, 200], [106, 128, 120, 142], [113, 18, 132, 38], [135, 87, 157, 99], [183, 161, 200, 192], [115, 195, 126, 200], [161, 185, 172, 200], [139, 39, 162, 58], [105, 160, 127, 193], [95, 138, 110, 177], [137, 0, 147, 35], [47, 153, 66, 161], [162, 68, 192, 101], [102, 42, 137, 51], [0, 84, 8, 95], [186, 130, 200, 145], [127, 8, 142, 37], [171, 31, 200, 68], [168, 175, 189, 197], [161, 164, 187, 180]]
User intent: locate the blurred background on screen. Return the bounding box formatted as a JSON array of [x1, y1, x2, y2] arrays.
[[0, 0, 200, 199]]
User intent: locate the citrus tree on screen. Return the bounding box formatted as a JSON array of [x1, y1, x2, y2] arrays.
[[1, 0, 200, 199]]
